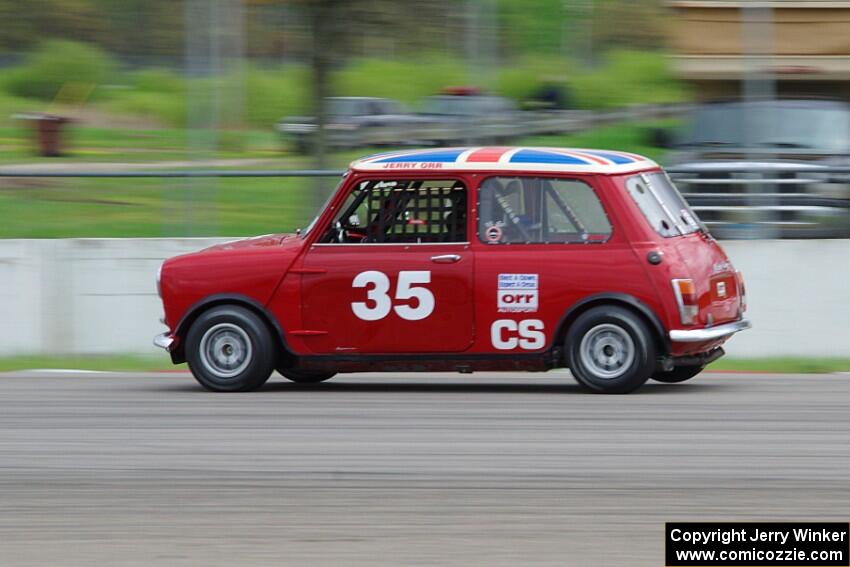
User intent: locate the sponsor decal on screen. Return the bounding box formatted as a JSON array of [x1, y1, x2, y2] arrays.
[[497, 273, 539, 313], [485, 225, 503, 243], [712, 261, 733, 275], [381, 162, 444, 169]]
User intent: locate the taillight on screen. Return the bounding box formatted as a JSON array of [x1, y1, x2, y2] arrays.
[[672, 279, 698, 325], [736, 271, 747, 312]]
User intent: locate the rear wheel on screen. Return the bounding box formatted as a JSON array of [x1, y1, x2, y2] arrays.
[[566, 306, 656, 394], [652, 364, 704, 383], [185, 305, 275, 392], [277, 368, 336, 384]]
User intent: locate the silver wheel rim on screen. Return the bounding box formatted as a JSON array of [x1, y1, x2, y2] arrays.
[[579, 323, 635, 380], [198, 323, 253, 379]]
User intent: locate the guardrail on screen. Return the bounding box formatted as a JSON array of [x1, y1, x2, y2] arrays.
[[666, 164, 850, 239], [2, 165, 848, 239]]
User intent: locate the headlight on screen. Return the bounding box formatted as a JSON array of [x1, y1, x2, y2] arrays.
[[156, 262, 163, 297]]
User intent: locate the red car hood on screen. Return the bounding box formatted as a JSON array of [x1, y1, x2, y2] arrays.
[[203, 233, 299, 252]]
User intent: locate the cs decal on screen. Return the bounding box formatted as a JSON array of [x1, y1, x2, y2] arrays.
[[490, 319, 545, 350]]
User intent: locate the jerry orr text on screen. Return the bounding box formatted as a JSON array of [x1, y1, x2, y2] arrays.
[[665, 522, 850, 567]]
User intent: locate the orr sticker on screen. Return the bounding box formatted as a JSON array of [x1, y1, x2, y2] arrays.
[[497, 273, 539, 313]]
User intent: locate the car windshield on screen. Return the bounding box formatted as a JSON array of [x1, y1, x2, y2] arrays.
[[681, 101, 850, 153], [301, 176, 347, 238], [422, 96, 490, 116], [625, 172, 704, 238], [328, 99, 370, 117]]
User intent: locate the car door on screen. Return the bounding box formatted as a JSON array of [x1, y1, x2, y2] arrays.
[[471, 175, 639, 354], [299, 176, 474, 354]]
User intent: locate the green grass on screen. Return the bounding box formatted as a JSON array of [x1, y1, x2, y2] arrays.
[[0, 174, 330, 238], [0, 40, 116, 102], [0, 39, 688, 129], [0, 91, 42, 129], [334, 57, 467, 108], [708, 358, 850, 374], [0, 125, 287, 163], [0, 355, 178, 373], [569, 50, 690, 110]]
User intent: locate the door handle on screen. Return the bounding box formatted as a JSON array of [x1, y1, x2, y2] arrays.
[[431, 254, 461, 264]]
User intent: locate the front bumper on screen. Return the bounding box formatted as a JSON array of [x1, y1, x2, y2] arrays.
[[153, 332, 176, 351], [669, 319, 752, 343]]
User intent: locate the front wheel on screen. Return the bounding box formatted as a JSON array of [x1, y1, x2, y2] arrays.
[[277, 368, 336, 384], [652, 364, 704, 383], [185, 305, 276, 392], [565, 306, 656, 394]]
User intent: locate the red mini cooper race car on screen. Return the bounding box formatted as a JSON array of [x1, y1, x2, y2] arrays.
[[154, 147, 750, 394]]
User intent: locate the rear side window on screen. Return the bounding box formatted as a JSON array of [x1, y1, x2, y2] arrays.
[[626, 172, 703, 237], [477, 177, 612, 244]]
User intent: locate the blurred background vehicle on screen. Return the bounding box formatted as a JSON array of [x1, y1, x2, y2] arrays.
[[277, 89, 641, 151], [661, 99, 850, 238], [277, 96, 432, 152], [659, 0, 850, 239], [417, 87, 521, 144], [669, 99, 850, 158]]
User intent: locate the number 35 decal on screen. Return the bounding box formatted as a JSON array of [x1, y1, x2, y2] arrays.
[[352, 270, 435, 321]]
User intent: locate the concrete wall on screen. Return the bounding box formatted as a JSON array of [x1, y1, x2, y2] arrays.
[[0, 238, 227, 357], [0, 238, 847, 358], [720, 239, 850, 358]]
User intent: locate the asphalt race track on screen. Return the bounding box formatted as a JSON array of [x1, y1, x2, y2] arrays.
[[1, 370, 849, 566]]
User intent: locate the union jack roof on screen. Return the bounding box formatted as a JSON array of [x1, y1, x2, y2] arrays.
[[350, 147, 658, 174]]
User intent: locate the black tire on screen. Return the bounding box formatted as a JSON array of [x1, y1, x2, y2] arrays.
[[185, 305, 276, 392], [652, 364, 704, 384], [565, 306, 656, 394], [277, 368, 336, 384]]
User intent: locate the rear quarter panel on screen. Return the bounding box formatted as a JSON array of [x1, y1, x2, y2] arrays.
[[609, 172, 744, 355]]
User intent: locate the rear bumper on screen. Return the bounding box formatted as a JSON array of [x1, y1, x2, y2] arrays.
[[153, 332, 176, 351], [669, 319, 752, 343]]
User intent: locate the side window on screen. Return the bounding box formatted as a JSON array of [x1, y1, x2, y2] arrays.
[[626, 176, 678, 237], [625, 173, 702, 238], [478, 176, 612, 244], [322, 179, 467, 244]]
